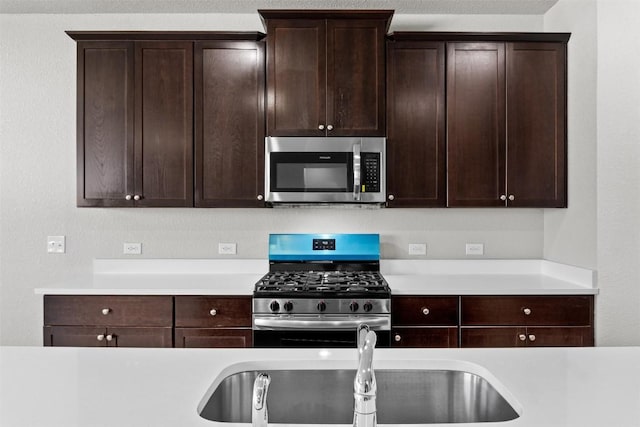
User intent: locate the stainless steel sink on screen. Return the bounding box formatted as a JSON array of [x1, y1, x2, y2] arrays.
[[199, 368, 520, 424]]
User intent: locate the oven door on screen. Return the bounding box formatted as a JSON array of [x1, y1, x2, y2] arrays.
[[253, 329, 391, 348], [265, 137, 386, 204]]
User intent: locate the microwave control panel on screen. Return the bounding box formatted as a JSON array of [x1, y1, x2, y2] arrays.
[[361, 153, 380, 193]]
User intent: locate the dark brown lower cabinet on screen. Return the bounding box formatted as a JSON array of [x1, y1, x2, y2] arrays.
[[43, 326, 172, 347], [392, 327, 458, 348], [461, 327, 593, 348], [175, 328, 253, 348]]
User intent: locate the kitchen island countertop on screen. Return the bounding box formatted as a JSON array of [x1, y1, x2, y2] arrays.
[[35, 258, 597, 296], [0, 345, 636, 427]]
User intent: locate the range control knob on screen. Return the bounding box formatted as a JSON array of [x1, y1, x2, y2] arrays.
[[269, 300, 280, 312], [317, 301, 327, 312], [349, 301, 359, 312], [363, 302, 373, 313], [283, 301, 293, 312]]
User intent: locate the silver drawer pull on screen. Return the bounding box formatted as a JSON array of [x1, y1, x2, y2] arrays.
[[528, 334, 536, 342], [97, 334, 105, 341], [101, 308, 111, 315], [209, 309, 218, 316], [523, 308, 532, 315], [394, 334, 401, 342], [422, 307, 430, 316], [518, 334, 526, 341], [106, 334, 113, 342]]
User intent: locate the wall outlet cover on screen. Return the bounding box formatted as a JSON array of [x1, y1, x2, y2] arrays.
[[408, 243, 427, 256], [218, 242, 237, 255], [47, 236, 65, 254], [466, 243, 484, 256], [123, 242, 142, 255]]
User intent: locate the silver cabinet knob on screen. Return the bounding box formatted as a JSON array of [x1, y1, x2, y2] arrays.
[[523, 308, 532, 315], [388, 194, 395, 201], [97, 334, 105, 341], [508, 194, 515, 201], [327, 125, 334, 131], [257, 195, 264, 201], [518, 334, 526, 341], [500, 195, 507, 201], [125, 194, 133, 201], [209, 309, 217, 316], [394, 334, 401, 342], [105, 334, 113, 342], [133, 195, 141, 201], [318, 124, 325, 130], [101, 308, 110, 315], [528, 334, 536, 342], [422, 308, 430, 316]]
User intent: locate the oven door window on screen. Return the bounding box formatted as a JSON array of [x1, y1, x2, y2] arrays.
[[270, 152, 353, 192]]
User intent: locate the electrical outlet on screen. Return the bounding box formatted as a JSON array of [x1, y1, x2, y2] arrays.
[[47, 236, 65, 254], [218, 243, 237, 255], [465, 243, 484, 256], [408, 243, 427, 256], [123, 243, 142, 255]]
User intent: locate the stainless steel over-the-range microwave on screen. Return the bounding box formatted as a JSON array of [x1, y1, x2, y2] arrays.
[[265, 137, 386, 205]]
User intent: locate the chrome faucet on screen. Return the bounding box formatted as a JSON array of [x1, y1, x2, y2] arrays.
[[252, 373, 271, 427], [353, 324, 378, 427]]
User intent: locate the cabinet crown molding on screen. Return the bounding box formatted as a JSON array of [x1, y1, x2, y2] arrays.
[[388, 32, 570, 43], [66, 31, 266, 41]]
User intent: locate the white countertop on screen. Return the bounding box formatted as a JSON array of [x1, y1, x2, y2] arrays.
[[0, 345, 637, 427], [34, 259, 597, 296]]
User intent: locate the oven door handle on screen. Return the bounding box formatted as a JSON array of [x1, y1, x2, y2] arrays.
[[253, 316, 389, 330]]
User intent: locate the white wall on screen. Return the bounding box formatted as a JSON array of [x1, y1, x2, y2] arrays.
[[595, 0, 640, 346], [0, 12, 548, 345], [543, 0, 598, 270]]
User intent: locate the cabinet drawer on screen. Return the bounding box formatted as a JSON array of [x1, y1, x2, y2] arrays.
[[175, 296, 251, 327], [392, 296, 458, 326], [44, 295, 173, 327], [461, 296, 593, 326]]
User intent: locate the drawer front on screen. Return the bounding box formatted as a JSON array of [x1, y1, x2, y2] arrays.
[[175, 296, 251, 327], [461, 296, 593, 326], [44, 295, 173, 327], [391, 327, 458, 348], [392, 296, 458, 326]]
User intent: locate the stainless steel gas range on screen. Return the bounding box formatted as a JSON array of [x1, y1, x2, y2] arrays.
[[252, 234, 391, 348]]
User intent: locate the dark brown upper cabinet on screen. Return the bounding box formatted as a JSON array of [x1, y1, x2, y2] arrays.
[[73, 38, 193, 207], [194, 40, 266, 207], [386, 40, 446, 207], [446, 37, 568, 207], [70, 32, 265, 208], [260, 10, 392, 137]]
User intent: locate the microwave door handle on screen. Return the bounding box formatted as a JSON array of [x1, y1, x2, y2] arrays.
[[353, 142, 361, 201]]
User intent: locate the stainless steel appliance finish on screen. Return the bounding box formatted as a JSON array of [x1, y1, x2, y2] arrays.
[[265, 136, 386, 205], [253, 234, 391, 348], [199, 369, 520, 424]]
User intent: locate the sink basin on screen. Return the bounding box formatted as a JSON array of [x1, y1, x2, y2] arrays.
[[199, 363, 520, 424]]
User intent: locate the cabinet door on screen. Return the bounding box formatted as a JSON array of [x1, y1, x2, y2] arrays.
[[447, 42, 506, 207], [326, 19, 386, 136], [134, 41, 193, 206], [194, 41, 265, 207], [175, 328, 253, 348], [44, 326, 108, 347], [77, 42, 134, 207], [386, 41, 446, 206], [524, 327, 593, 347], [392, 327, 458, 348], [266, 19, 326, 136], [107, 327, 173, 348], [461, 327, 526, 348], [506, 42, 567, 207]]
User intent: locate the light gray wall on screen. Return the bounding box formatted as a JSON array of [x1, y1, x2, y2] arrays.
[[543, 0, 598, 270], [1, 12, 548, 346], [595, 0, 640, 346]]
